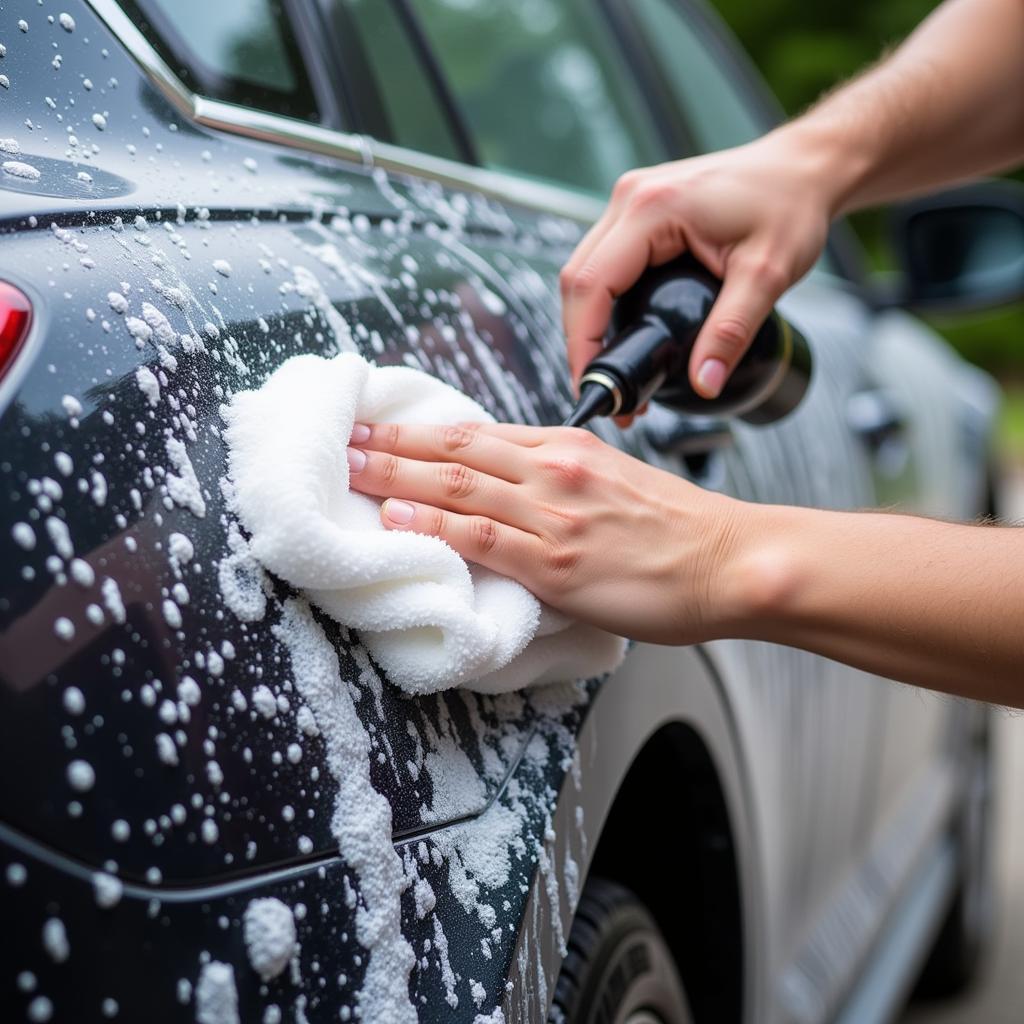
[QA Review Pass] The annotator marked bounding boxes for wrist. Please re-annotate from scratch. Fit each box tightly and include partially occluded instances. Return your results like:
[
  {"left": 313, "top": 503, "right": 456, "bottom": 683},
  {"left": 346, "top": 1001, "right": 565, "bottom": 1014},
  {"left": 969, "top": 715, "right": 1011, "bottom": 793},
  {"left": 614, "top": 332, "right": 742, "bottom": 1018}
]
[
  {"left": 709, "top": 501, "right": 810, "bottom": 639},
  {"left": 765, "top": 115, "right": 876, "bottom": 220}
]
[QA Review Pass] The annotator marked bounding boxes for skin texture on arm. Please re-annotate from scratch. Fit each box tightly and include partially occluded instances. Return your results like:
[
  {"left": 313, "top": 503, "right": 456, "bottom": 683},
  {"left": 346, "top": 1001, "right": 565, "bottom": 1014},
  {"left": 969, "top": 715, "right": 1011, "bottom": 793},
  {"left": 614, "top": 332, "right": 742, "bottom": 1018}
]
[
  {"left": 560, "top": 0, "right": 1024, "bottom": 400},
  {"left": 346, "top": 424, "right": 1024, "bottom": 707},
  {"left": 722, "top": 505, "right": 1024, "bottom": 706}
]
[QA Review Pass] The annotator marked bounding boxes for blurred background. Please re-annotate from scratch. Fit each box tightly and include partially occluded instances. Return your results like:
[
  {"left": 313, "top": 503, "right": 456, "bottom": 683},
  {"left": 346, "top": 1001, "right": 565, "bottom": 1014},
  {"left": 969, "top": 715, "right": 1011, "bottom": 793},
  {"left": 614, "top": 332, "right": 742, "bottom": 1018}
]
[
  {"left": 712, "top": 0, "right": 1024, "bottom": 476},
  {"left": 707, "top": 3, "right": 1024, "bottom": 1020}
]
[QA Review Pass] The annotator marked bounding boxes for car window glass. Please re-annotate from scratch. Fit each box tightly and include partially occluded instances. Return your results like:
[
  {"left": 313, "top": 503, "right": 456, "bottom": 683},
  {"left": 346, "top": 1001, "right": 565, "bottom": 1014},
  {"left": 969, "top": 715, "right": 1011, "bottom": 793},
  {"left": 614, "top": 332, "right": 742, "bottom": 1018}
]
[
  {"left": 120, "top": 0, "right": 319, "bottom": 122},
  {"left": 339, "top": 0, "right": 461, "bottom": 161},
  {"left": 410, "top": 0, "right": 665, "bottom": 197},
  {"left": 631, "top": 0, "right": 765, "bottom": 153}
]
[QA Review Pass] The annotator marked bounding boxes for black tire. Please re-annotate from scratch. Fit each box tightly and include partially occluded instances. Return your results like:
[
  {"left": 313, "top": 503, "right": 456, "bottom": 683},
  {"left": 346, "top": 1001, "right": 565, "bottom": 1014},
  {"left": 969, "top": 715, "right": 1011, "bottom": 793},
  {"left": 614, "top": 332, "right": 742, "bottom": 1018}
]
[
  {"left": 913, "top": 707, "right": 996, "bottom": 999},
  {"left": 549, "top": 878, "right": 692, "bottom": 1024}
]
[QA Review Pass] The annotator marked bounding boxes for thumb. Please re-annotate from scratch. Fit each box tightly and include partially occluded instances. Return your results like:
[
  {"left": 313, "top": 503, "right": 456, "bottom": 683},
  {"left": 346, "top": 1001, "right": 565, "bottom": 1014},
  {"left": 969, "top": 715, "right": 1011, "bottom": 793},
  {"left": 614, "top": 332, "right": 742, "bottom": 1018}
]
[{"left": 688, "top": 262, "right": 783, "bottom": 399}]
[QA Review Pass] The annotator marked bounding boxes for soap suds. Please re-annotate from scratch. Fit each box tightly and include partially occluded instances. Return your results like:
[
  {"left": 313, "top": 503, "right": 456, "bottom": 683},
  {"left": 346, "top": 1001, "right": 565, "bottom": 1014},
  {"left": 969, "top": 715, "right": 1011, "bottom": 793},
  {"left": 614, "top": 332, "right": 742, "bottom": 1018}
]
[
  {"left": 42, "top": 918, "right": 69, "bottom": 962},
  {"left": 62, "top": 687, "right": 85, "bottom": 715},
  {"left": 218, "top": 523, "right": 267, "bottom": 623},
  {"left": 3, "top": 160, "right": 41, "bottom": 181},
  {"left": 70, "top": 558, "right": 95, "bottom": 587},
  {"left": 473, "top": 1009, "right": 506, "bottom": 1024},
  {"left": 136, "top": 365, "right": 160, "bottom": 407},
  {"left": 168, "top": 531, "right": 194, "bottom": 566},
  {"left": 195, "top": 961, "right": 239, "bottom": 1024},
  {"left": 12, "top": 522, "right": 36, "bottom": 550},
  {"left": 102, "top": 577, "right": 126, "bottom": 623},
  {"left": 165, "top": 438, "right": 206, "bottom": 517},
  {"left": 27, "top": 997, "right": 53, "bottom": 1022},
  {"left": 93, "top": 872, "right": 123, "bottom": 909},
  {"left": 243, "top": 898, "right": 297, "bottom": 981},
  {"left": 273, "top": 599, "right": 416, "bottom": 1024},
  {"left": 251, "top": 685, "right": 277, "bottom": 720},
  {"left": 67, "top": 759, "right": 95, "bottom": 792}
]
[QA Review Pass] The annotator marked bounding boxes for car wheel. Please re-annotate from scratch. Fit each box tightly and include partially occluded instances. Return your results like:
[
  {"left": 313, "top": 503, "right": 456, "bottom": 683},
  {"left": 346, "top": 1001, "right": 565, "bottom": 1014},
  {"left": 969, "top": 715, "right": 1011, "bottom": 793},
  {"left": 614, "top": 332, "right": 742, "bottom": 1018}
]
[
  {"left": 913, "top": 708, "right": 996, "bottom": 999},
  {"left": 548, "top": 877, "right": 692, "bottom": 1024}
]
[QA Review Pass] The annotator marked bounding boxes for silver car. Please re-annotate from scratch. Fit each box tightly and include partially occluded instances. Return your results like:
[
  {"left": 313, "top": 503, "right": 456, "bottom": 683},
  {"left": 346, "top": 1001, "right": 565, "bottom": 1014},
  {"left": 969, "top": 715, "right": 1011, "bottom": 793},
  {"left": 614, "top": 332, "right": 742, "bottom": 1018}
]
[{"left": 0, "top": 0, "right": 1014, "bottom": 1022}]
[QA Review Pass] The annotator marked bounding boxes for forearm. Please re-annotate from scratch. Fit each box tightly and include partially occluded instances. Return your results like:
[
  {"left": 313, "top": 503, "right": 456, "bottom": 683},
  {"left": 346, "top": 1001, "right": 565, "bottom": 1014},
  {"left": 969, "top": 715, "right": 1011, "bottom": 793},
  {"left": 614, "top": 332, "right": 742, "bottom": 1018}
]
[
  {"left": 719, "top": 504, "right": 1024, "bottom": 705},
  {"left": 775, "top": 0, "right": 1024, "bottom": 216}
]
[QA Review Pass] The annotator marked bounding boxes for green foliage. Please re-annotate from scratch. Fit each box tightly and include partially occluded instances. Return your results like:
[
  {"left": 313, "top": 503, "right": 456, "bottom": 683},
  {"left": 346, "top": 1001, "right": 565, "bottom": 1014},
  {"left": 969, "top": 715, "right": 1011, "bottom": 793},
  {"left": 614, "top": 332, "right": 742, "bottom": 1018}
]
[
  {"left": 999, "top": 386, "right": 1024, "bottom": 459},
  {"left": 709, "top": 0, "right": 1024, "bottom": 384},
  {"left": 711, "top": 0, "right": 935, "bottom": 115}
]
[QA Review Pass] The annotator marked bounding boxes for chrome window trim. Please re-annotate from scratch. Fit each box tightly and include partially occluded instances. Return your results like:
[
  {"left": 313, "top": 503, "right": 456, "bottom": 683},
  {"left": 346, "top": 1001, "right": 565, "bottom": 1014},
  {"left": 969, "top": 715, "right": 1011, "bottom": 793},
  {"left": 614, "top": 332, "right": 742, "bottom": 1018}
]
[{"left": 84, "top": 0, "right": 607, "bottom": 225}]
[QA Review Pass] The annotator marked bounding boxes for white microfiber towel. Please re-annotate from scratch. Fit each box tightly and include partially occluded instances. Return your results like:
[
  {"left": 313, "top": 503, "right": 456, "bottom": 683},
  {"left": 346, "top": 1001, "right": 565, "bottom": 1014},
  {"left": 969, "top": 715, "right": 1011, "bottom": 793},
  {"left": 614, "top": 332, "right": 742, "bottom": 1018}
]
[{"left": 224, "top": 351, "right": 627, "bottom": 695}]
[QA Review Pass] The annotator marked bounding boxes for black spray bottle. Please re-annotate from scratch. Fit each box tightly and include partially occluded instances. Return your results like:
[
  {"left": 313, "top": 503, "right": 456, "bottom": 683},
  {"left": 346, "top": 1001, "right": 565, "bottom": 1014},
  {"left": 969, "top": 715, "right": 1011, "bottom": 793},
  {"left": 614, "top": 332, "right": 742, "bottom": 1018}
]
[{"left": 564, "top": 254, "right": 812, "bottom": 428}]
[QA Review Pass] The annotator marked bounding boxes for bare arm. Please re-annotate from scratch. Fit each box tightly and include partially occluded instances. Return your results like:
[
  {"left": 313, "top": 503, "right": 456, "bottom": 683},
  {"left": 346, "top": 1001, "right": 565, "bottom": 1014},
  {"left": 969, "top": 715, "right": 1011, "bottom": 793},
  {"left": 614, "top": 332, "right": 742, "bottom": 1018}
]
[
  {"left": 720, "top": 505, "right": 1024, "bottom": 705},
  {"left": 801, "top": 0, "right": 1024, "bottom": 214},
  {"left": 560, "top": 0, "right": 1024, "bottom": 399},
  {"left": 346, "top": 424, "right": 1024, "bottom": 706}
]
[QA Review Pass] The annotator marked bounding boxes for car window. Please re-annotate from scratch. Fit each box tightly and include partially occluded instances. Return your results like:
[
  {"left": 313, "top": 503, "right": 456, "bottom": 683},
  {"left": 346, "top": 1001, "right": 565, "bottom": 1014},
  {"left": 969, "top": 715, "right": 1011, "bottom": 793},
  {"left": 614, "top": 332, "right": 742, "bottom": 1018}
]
[
  {"left": 337, "top": 0, "right": 462, "bottom": 161},
  {"left": 119, "top": 0, "right": 319, "bottom": 122},
  {"left": 630, "top": 0, "right": 765, "bottom": 153},
  {"left": 631, "top": 0, "right": 845, "bottom": 277},
  {"left": 408, "top": 0, "right": 665, "bottom": 197}
]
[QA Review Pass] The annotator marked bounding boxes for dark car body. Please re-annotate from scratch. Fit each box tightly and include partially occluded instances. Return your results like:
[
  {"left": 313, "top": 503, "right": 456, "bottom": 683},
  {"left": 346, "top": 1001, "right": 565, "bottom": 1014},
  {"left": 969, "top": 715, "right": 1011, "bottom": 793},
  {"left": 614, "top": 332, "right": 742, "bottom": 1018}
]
[{"left": 0, "top": 1, "right": 999, "bottom": 1022}]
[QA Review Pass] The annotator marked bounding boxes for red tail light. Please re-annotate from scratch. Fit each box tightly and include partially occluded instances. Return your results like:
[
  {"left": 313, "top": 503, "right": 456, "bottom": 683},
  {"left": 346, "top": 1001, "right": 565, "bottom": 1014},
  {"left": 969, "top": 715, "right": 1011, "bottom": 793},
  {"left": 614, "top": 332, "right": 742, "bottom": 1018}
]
[{"left": 0, "top": 281, "right": 32, "bottom": 382}]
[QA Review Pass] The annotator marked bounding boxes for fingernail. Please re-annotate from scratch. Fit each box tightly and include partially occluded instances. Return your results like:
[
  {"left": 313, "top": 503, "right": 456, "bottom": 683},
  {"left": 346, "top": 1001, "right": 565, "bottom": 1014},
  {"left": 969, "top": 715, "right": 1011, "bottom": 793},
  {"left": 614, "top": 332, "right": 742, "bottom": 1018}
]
[
  {"left": 350, "top": 423, "right": 371, "bottom": 444},
  {"left": 383, "top": 499, "right": 415, "bottom": 525},
  {"left": 346, "top": 447, "right": 366, "bottom": 473},
  {"left": 696, "top": 358, "right": 727, "bottom": 398}
]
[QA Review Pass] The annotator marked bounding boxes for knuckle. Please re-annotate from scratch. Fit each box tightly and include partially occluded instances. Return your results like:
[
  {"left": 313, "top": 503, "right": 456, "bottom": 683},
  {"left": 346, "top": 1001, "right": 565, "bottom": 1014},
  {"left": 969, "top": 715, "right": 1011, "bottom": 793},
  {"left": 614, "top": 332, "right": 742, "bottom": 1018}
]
[
  {"left": 543, "top": 542, "right": 580, "bottom": 581},
  {"left": 378, "top": 422, "right": 401, "bottom": 452},
  {"left": 469, "top": 516, "right": 499, "bottom": 555},
  {"left": 628, "top": 181, "right": 674, "bottom": 214},
  {"left": 379, "top": 453, "right": 400, "bottom": 488},
  {"left": 542, "top": 454, "right": 590, "bottom": 490},
  {"left": 558, "top": 264, "right": 576, "bottom": 295},
  {"left": 565, "top": 262, "right": 603, "bottom": 300},
  {"left": 437, "top": 424, "right": 474, "bottom": 454},
  {"left": 748, "top": 257, "right": 787, "bottom": 292},
  {"left": 612, "top": 169, "right": 642, "bottom": 202},
  {"left": 426, "top": 507, "right": 447, "bottom": 537},
  {"left": 562, "top": 426, "right": 599, "bottom": 449},
  {"left": 711, "top": 316, "right": 751, "bottom": 353},
  {"left": 440, "top": 462, "right": 476, "bottom": 500}
]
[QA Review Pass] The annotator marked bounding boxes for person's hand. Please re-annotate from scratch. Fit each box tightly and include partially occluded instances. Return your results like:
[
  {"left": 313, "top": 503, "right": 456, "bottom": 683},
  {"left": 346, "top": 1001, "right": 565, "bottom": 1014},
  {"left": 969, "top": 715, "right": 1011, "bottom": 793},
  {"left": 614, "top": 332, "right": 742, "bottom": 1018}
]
[
  {"left": 346, "top": 421, "right": 747, "bottom": 644},
  {"left": 560, "top": 134, "right": 833, "bottom": 406}
]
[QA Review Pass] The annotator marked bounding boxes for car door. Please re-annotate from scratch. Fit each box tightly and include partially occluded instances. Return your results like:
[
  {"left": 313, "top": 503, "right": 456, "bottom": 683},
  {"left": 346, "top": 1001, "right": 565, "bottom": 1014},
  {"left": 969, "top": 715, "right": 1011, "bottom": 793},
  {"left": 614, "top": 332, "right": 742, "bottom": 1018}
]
[
  {"left": 349, "top": 0, "right": 921, "bottom": 1016},
  {"left": 616, "top": 0, "right": 960, "bottom": 1016}
]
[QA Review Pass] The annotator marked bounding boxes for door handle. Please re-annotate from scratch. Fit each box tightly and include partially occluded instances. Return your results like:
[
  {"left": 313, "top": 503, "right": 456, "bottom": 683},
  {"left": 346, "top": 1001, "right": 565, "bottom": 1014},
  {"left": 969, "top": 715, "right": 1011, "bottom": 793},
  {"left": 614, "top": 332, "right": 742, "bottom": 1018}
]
[{"left": 846, "top": 389, "right": 906, "bottom": 449}]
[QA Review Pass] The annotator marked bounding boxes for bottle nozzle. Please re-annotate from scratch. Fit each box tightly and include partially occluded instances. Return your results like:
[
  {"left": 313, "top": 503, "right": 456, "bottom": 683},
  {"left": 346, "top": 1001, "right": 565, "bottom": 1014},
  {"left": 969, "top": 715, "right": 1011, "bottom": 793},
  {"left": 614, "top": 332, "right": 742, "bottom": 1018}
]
[{"left": 562, "top": 379, "right": 617, "bottom": 428}]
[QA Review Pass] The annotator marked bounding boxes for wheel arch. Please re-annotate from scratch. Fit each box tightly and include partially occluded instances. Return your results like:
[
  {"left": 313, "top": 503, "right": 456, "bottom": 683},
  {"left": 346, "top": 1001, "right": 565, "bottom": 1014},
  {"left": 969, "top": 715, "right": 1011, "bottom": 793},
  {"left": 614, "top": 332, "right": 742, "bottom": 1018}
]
[
  {"left": 501, "top": 643, "right": 763, "bottom": 1024},
  {"left": 588, "top": 718, "right": 744, "bottom": 1023}
]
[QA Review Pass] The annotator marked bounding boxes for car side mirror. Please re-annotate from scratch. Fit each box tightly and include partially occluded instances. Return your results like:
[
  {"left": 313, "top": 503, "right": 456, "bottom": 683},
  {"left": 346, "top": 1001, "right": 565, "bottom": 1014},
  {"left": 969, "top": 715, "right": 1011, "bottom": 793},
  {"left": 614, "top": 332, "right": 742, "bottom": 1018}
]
[{"left": 879, "top": 180, "right": 1024, "bottom": 313}]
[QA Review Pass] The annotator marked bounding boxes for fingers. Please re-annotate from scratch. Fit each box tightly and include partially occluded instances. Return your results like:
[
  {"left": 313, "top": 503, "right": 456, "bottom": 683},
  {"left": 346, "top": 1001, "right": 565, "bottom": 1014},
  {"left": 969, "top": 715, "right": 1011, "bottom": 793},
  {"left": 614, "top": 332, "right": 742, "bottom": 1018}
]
[
  {"left": 560, "top": 217, "right": 654, "bottom": 384},
  {"left": 348, "top": 446, "right": 526, "bottom": 520},
  {"left": 378, "top": 498, "right": 543, "bottom": 578},
  {"left": 351, "top": 422, "right": 528, "bottom": 481},
  {"left": 561, "top": 209, "right": 686, "bottom": 385},
  {"left": 688, "top": 256, "right": 786, "bottom": 398}
]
